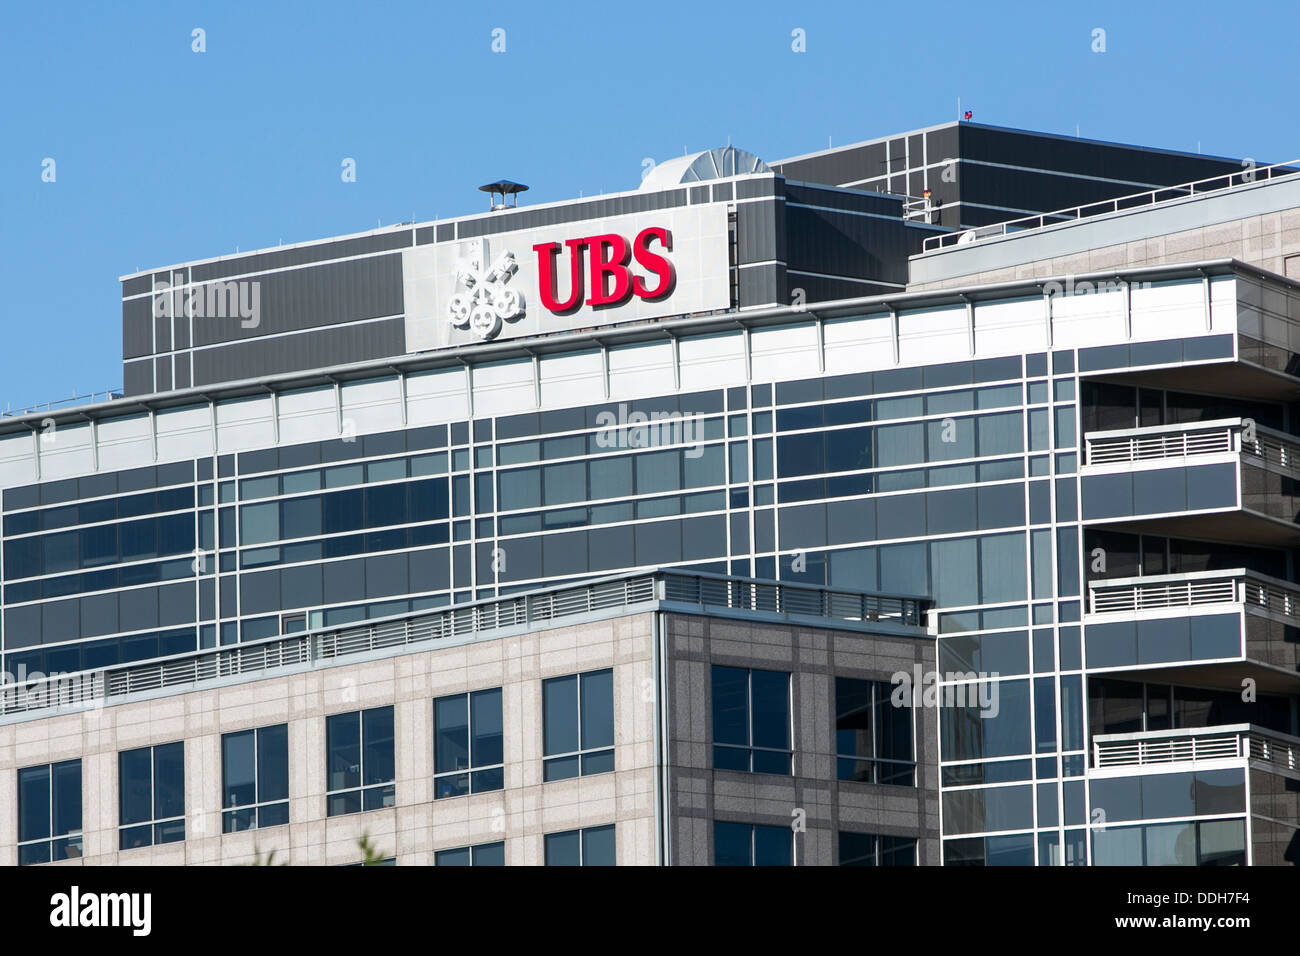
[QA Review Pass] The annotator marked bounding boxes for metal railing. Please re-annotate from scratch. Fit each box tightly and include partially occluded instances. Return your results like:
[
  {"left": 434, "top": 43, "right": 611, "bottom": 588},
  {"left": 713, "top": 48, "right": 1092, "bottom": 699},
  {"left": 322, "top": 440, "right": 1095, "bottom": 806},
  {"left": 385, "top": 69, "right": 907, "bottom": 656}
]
[
  {"left": 0, "top": 570, "right": 929, "bottom": 720},
  {"left": 1084, "top": 418, "right": 1300, "bottom": 474},
  {"left": 2, "top": 388, "right": 123, "bottom": 418},
  {"left": 660, "top": 572, "right": 927, "bottom": 627},
  {"left": 1094, "top": 723, "right": 1300, "bottom": 774},
  {"left": 1088, "top": 569, "right": 1300, "bottom": 622},
  {"left": 922, "top": 158, "right": 1300, "bottom": 252}
]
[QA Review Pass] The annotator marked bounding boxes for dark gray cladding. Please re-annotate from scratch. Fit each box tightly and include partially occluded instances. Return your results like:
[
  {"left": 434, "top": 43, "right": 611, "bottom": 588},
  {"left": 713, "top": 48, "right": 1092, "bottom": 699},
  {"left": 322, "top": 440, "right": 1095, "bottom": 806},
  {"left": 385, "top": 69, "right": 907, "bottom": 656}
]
[
  {"left": 121, "top": 120, "right": 1256, "bottom": 398},
  {"left": 120, "top": 252, "right": 407, "bottom": 395},
  {"left": 189, "top": 230, "right": 413, "bottom": 282},
  {"left": 190, "top": 254, "right": 403, "bottom": 347},
  {"left": 192, "top": 318, "right": 407, "bottom": 386},
  {"left": 449, "top": 189, "right": 688, "bottom": 241},
  {"left": 772, "top": 121, "right": 1258, "bottom": 230}
]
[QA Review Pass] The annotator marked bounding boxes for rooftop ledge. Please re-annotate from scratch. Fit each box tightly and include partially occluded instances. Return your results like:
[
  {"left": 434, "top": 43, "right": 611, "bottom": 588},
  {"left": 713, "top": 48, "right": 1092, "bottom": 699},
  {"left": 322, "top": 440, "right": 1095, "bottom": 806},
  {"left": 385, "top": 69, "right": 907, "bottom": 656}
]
[
  {"left": 3, "top": 258, "right": 1274, "bottom": 438},
  {"left": 0, "top": 569, "right": 933, "bottom": 725}
]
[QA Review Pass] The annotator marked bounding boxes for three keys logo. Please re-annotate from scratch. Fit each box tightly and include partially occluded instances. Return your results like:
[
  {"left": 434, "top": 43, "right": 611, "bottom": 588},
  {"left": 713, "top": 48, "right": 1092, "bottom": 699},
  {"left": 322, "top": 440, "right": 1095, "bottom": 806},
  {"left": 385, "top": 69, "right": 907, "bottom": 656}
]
[{"left": 447, "top": 238, "right": 525, "bottom": 341}]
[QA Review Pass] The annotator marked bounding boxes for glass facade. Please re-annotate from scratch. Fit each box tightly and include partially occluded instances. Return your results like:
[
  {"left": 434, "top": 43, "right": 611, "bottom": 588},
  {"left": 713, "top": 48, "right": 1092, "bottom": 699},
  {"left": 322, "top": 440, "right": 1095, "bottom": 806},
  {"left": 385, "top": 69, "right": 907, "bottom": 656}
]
[{"left": 3, "top": 271, "right": 1298, "bottom": 865}]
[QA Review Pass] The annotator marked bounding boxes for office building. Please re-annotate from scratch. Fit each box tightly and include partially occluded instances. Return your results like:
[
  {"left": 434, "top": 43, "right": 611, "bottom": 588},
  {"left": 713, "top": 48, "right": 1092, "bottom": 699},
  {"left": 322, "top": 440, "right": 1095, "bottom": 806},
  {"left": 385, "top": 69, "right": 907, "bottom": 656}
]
[{"left": 2, "top": 123, "right": 1298, "bottom": 865}]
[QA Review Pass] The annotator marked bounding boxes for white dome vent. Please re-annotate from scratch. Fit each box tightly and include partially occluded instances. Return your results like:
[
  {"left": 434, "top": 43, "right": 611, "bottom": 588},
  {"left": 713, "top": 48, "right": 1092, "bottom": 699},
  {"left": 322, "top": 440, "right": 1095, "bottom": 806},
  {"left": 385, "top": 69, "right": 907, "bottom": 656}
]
[{"left": 639, "top": 146, "right": 770, "bottom": 191}]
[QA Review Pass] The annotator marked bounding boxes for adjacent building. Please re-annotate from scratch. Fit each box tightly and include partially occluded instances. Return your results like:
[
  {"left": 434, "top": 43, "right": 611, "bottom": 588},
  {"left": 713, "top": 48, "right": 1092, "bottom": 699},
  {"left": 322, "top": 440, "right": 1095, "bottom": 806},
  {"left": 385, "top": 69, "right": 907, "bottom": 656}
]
[{"left": 2, "top": 122, "right": 1298, "bottom": 865}]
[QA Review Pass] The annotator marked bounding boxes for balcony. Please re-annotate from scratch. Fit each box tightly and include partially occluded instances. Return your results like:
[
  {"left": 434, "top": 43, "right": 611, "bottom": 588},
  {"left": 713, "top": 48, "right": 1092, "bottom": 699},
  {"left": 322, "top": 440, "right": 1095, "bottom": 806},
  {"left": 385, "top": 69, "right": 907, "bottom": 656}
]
[
  {"left": 1081, "top": 418, "right": 1300, "bottom": 546},
  {"left": 1083, "top": 569, "right": 1300, "bottom": 688},
  {"left": 1088, "top": 724, "right": 1300, "bottom": 865},
  {"left": 1093, "top": 724, "right": 1300, "bottom": 778}
]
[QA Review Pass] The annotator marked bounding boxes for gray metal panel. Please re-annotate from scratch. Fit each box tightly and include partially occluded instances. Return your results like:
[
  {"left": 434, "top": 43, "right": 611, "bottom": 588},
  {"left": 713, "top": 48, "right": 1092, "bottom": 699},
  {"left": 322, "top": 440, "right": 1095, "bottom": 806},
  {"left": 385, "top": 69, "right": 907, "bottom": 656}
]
[
  {"left": 190, "top": 253, "right": 404, "bottom": 348},
  {"left": 737, "top": 177, "right": 781, "bottom": 200},
  {"left": 738, "top": 263, "right": 783, "bottom": 309},
  {"left": 191, "top": 317, "right": 407, "bottom": 388},
  {"left": 736, "top": 200, "right": 780, "bottom": 264},
  {"left": 455, "top": 189, "right": 688, "bottom": 239},
  {"left": 786, "top": 275, "right": 898, "bottom": 303},
  {"left": 122, "top": 275, "right": 152, "bottom": 297},
  {"left": 124, "top": 359, "right": 153, "bottom": 396},
  {"left": 784, "top": 182, "right": 905, "bottom": 216},
  {"left": 174, "top": 361, "right": 191, "bottom": 390},
  {"left": 154, "top": 315, "right": 171, "bottom": 353},
  {"left": 122, "top": 297, "right": 153, "bottom": 359},
  {"left": 155, "top": 358, "right": 172, "bottom": 392},
  {"left": 188, "top": 230, "right": 413, "bottom": 283},
  {"left": 785, "top": 205, "right": 921, "bottom": 286}
]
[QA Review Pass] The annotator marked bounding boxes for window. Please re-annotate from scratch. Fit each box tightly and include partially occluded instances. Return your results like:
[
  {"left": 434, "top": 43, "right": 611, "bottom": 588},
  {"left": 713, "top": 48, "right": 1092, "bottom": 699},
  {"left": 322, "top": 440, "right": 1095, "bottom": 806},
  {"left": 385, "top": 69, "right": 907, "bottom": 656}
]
[
  {"left": 222, "top": 724, "right": 289, "bottom": 832},
  {"left": 435, "top": 841, "right": 506, "bottom": 866},
  {"left": 838, "top": 831, "right": 918, "bottom": 866},
  {"left": 712, "top": 666, "right": 791, "bottom": 774},
  {"left": 941, "top": 678, "right": 1032, "bottom": 762},
  {"left": 434, "top": 688, "right": 504, "bottom": 798},
  {"left": 544, "top": 825, "right": 616, "bottom": 866},
  {"left": 835, "top": 678, "right": 915, "bottom": 786},
  {"left": 119, "top": 742, "right": 185, "bottom": 849},
  {"left": 327, "top": 706, "right": 395, "bottom": 816},
  {"left": 543, "top": 669, "right": 614, "bottom": 781},
  {"left": 17, "top": 760, "right": 82, "bottom": 865},
  {"left": 714, "top": 821, "right": 792, "bottom": 866}
]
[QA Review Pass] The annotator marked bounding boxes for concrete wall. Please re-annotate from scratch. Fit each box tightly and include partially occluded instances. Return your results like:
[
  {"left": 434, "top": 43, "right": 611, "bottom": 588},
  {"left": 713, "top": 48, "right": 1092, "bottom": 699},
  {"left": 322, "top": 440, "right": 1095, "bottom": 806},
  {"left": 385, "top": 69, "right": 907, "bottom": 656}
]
[
  {"left": 662, "top": 611, "right": 939, "bottom": 866},
  {"left": 0, "top": 600, "right": 940, "bottom": 866},
  {"left": 910, "top": 177, "right": 1300, "bottom": 291},
  {"left": 0, "top": 611, "right": 658, "bottom": 866}
]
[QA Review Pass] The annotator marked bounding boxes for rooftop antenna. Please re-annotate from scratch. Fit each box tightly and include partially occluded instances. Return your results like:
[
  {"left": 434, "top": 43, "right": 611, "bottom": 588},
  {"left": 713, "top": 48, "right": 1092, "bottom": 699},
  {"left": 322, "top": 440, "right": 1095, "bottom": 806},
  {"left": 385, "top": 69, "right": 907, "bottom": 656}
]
[{"left": 478, "top": 180, "right": 529, "bottom": 212}]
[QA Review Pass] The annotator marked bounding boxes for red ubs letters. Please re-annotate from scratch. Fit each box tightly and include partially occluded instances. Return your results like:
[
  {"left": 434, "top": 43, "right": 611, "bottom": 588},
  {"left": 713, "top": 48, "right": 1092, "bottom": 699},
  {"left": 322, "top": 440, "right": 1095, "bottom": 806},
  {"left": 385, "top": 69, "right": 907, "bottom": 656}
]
[{"left": 533, "top": 226, "right": 675, "bottom": 313}]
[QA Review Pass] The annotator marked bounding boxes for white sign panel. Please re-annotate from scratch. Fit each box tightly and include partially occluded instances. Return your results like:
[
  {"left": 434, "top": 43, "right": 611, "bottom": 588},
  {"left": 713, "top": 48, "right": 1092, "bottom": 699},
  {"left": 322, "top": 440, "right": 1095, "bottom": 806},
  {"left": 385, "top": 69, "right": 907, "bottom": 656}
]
[{"left": 402, "top": 204, "right": 730, "bottom": 351}]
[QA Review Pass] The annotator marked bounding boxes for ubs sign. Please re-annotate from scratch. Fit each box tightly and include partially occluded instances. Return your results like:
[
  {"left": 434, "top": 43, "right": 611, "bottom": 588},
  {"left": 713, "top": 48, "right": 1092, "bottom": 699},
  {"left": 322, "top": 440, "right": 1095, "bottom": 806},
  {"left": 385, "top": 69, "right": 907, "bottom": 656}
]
[
  {"left": 403, "top": 205, "right": 729, "bottom": 350},
  {"left": 533, "top": 226, "right": 675, "bottom": 313}
]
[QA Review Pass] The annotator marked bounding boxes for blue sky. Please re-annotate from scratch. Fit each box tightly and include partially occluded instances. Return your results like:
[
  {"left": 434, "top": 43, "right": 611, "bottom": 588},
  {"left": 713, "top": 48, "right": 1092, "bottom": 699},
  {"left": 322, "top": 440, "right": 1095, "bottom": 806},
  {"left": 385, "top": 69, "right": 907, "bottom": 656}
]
[{"left": 1, "top": 0, "right": 1296, "bottom": 411}]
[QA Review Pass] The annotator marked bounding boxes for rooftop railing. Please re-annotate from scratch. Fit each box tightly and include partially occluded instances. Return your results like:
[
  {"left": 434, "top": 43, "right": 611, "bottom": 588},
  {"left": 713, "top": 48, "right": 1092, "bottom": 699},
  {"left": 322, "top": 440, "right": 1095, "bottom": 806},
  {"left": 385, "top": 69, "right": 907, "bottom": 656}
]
[
  {"left": 2, "top": 388, "right": 123, "bottom": 419},
  {"left": 1093, "top": 723, "right": 1300, "bottom": 775},
  {"left": 922, "top": 158, "right": 1300, "bottom": 253},
  {"left": 0, "top": 570, "right": 929, "bottom": 720},
  {"left": 1087, "top": 569, "right": 1300, "bottom": 623},
  {"left": 1083, "top": 418, "right": 1300, "bottom": 475}
]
